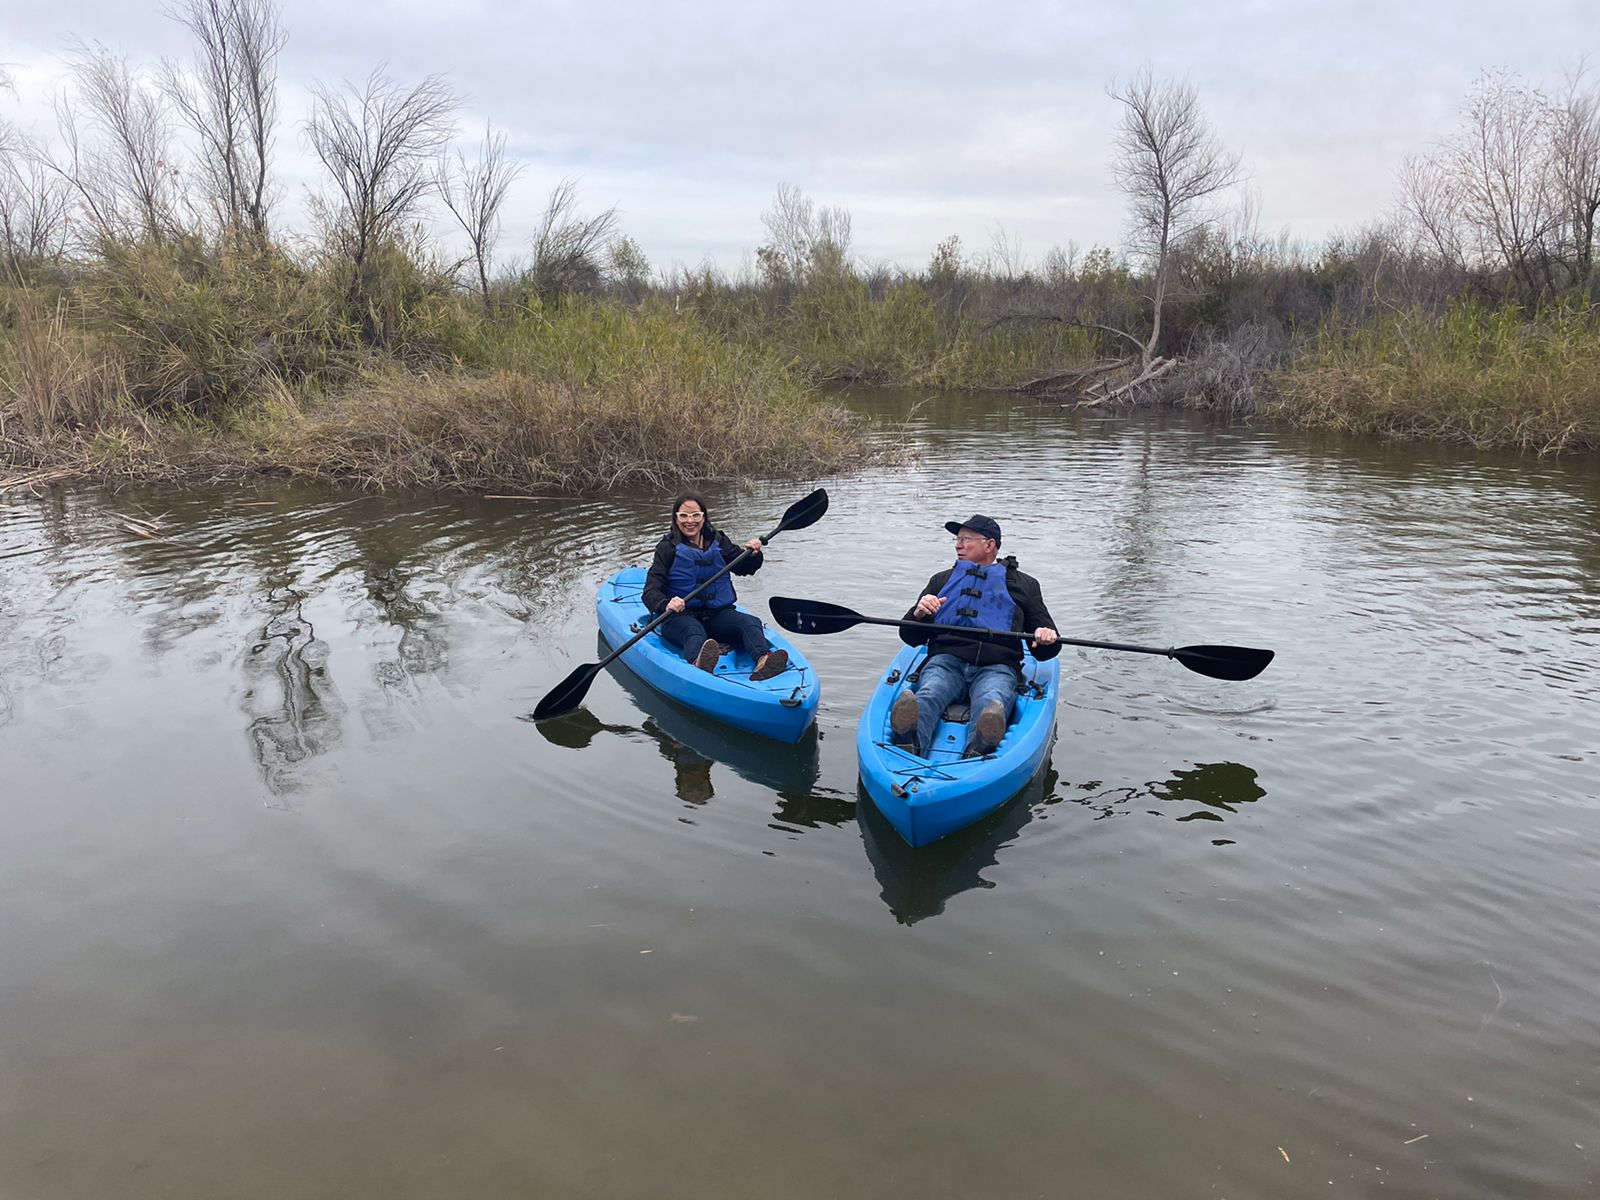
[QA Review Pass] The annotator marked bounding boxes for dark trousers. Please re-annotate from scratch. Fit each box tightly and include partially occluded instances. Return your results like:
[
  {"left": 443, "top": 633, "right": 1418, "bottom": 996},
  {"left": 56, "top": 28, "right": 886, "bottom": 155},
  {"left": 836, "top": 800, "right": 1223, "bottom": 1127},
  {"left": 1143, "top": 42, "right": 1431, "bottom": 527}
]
[{"left": 660, "top": 606, "right": 771, "bottom": 662}]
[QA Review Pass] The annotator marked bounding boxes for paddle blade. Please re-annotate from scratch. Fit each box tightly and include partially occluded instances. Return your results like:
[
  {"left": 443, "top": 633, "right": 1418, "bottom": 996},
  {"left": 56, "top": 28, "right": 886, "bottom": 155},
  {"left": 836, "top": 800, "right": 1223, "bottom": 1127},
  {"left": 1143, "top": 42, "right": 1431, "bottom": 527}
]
[
  {"left": 775, "top": 488, "right": 829, "bottom": 535},
  {"left": 768, "top": 595, "right": 864, "bottom": 635},
  {"left": 1171, "top": 644, "right": 1275, "bottom": 682},
  {"left": 531, "top": 661, "right": 603, "bottom": 721}
]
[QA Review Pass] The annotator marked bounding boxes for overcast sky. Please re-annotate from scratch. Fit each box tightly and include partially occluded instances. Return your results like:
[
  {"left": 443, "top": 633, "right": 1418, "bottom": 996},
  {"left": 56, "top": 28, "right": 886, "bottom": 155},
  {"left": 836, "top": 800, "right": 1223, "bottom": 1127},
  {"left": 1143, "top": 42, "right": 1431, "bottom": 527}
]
[{"left": 5, "top": 0, "right": 1599, "bottom": 275}]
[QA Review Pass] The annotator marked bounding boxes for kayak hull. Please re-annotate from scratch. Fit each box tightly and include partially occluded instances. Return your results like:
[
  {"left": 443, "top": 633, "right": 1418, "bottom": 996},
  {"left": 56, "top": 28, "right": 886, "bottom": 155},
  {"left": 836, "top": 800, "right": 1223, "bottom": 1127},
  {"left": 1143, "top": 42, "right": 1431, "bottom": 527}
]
[
  {"left": 856, "top": 643, "right": 1060, "bottom": 847},
  {"left": 596, "top": 567, "right": 819, "bottom": 743}
]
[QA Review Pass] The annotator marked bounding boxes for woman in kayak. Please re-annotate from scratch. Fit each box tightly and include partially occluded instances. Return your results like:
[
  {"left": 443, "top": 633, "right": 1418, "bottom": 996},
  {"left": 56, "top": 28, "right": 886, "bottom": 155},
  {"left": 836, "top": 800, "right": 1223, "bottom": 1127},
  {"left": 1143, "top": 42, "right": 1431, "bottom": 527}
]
[{"left": 642, "top": 493, "right": 791, "bottom": 680}]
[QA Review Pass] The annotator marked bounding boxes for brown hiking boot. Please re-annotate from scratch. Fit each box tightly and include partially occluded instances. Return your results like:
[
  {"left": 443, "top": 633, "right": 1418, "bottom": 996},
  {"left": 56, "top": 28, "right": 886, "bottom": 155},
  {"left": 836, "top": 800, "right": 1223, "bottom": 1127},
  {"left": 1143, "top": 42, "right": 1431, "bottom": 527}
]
[
  {"left": 890, "top": 689, "right": 919, "bottom": 745},
  {"left": 969, "top": 698, "right": 1008, "bottom": 757},
  {"left": 693, "top": 641, "right": 725, "bottom": 672},
  {"left": 751, "top": 648, "right": 789, "bottom": 681}
]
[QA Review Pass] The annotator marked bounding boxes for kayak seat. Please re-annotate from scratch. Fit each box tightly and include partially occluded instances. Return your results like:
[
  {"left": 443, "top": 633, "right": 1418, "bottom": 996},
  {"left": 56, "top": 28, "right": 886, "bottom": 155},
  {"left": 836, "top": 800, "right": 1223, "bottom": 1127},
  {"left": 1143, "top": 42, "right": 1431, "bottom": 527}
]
[{"left": 938, "top": 702, "right": 1022, "bottom": 727}]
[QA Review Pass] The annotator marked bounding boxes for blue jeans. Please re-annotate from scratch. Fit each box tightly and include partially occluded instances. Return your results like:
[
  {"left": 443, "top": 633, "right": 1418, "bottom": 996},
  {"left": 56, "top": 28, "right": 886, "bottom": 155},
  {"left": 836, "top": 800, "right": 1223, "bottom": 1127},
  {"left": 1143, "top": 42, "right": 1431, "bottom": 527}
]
[
  {"left": 660, "top": 606, "right": 770, "bottom": 662},
  {"left": 907, "top": 654, "right": 1018, "bottom": 756}
]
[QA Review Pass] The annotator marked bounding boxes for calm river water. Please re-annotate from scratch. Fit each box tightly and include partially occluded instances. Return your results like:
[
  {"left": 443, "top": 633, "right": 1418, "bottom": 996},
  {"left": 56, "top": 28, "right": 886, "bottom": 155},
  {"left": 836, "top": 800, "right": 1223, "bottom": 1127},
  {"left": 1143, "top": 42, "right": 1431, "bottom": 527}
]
[{"left": 2, "top": 390, "right": 1598, "bottom": 1199}]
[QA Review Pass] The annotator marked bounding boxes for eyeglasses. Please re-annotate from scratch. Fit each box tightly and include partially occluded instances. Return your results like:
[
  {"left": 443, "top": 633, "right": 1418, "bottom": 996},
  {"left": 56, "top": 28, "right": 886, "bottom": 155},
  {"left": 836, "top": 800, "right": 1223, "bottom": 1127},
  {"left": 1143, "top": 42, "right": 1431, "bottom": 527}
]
[
  {"left": 954, "top": 534, "right": 993, "bottom": 545},
  {"left": 675, "top": 511, "right": 705, "bottom": 520}
]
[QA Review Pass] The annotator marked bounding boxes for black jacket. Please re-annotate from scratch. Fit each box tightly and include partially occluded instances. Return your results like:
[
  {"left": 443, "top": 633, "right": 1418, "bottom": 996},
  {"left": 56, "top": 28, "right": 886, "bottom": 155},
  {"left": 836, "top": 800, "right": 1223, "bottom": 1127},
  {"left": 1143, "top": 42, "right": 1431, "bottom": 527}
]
[
  {"left": 642, "top": 522, "right": 763, "bottom": 614},
  {"left": 899, "top": 555, "right": 1060, "bottom": 669}
]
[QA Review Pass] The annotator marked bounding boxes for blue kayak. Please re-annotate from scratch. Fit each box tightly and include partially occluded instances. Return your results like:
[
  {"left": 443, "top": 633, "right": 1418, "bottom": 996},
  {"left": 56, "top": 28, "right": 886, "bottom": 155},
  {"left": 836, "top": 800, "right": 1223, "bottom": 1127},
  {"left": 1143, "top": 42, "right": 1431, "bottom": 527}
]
[
  {"left": 596, "top": 567, "right": 820, "bottom": 743},
  {"left": 856, "top": 643, "right": 1060, "bottom": 847}
]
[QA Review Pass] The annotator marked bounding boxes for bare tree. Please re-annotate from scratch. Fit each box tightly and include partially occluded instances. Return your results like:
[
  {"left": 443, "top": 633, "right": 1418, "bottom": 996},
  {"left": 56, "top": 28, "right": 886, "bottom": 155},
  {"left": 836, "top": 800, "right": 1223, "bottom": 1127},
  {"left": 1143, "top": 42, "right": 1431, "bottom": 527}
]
[
  {"left": 437, "top": 122, "right": 522, "bottom": 312},
  {"left": 1553, "top": 65, "right": 1600, "bottom": 289},
  {"left": 1040, "top": 241, "right": 1080, "bottom": 291},
  {"left": 1, "top": 144, "right": 72, "bottom": 275},
  {"left": 756, "top": 182, "right": 852, "bottom": 288},
  {"left": 306, "top": 68, "right": 457, "bottom": 293},
  {"left": 0, "top": 71, "right": 70, "bottom": 276},
  {"left": 1109, "top": 70, "right": 1243, "bottom": 366},
  {"left": 1449, "top": 70, "right": 1558, "bottom": 300},
  {"left": 1398, "top": 152, "right": 1467, "bottom": 266},
  {"left": 160, "top": 0, "right": 285, "bottom": 246},
  {"left": 985, "top": 224, "right": 1028, "bottom": 281},
  {"left": 524, "top": 178, "right": 618, "bottom": 301},
  {"left": 59, "top": 43, "right": 186, "bottom": 243},
  {"left": 811, "top": 199, "right": 852, "bottom": 278}
]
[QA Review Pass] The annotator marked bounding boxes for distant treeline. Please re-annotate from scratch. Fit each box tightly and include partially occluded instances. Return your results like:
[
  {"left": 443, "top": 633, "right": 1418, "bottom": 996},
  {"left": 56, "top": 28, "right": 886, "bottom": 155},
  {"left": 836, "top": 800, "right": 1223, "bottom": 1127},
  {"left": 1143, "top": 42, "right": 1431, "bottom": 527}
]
[{"left": 2, "top": 1, "right": 1598, "bottom": 484}]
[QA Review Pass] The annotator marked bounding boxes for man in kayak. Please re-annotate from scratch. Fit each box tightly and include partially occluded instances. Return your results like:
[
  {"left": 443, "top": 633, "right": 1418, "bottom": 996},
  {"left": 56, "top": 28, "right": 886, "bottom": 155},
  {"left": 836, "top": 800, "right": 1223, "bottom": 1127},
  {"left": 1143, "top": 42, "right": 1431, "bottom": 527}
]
[{"left": 893, "top": 514, "right": 1060, "bottom": 758}]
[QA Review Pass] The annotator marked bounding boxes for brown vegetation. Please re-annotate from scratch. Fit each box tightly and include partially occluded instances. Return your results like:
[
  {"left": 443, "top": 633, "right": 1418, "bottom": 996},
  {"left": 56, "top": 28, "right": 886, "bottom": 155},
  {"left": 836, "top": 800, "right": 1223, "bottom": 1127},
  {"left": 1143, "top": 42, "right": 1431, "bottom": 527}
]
[
  {"left": 4, "top": 2, "right": 1600, "bottom": 483},
  {"left": 1269, "top": 301, "right": 1600, "bottom": 453},
  {"left": 0, "top": 2, "right": 870, "bottom": 492}
]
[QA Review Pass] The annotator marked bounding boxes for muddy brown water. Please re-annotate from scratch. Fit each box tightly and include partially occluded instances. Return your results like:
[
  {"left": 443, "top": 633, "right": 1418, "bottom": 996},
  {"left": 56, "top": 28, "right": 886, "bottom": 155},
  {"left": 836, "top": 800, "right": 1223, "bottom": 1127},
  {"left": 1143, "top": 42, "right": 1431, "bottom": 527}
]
[{"left": 2, "top": 390, "right": 1598, "bottom": 1198}]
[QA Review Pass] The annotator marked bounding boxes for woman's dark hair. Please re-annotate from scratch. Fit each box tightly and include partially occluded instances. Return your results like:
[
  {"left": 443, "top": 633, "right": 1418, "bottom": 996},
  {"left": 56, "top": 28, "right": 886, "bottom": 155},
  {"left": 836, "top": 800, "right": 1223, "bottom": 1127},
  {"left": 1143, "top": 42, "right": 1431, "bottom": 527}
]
[{"left": 670, "top": 491, "right": 710, "bottom": 528}]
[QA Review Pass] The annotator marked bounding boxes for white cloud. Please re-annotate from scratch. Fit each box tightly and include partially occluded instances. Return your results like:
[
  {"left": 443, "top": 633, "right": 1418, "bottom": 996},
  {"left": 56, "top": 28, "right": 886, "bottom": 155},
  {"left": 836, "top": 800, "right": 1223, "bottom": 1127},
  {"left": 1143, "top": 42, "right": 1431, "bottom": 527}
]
[{"left": 3, "top": 0, "right": 1597, "bottom": 271}]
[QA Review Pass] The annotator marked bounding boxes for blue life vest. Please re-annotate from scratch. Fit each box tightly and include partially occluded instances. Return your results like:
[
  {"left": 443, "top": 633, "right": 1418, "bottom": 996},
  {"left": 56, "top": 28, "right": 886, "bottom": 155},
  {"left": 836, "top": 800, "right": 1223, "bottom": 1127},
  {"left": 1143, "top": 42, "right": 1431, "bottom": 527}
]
[
  {"left": 933, "top": 559, "right": 1018, "bottom": 631},
  {"left": 666, "top": 539, "right": 737, "bottom": 610}
]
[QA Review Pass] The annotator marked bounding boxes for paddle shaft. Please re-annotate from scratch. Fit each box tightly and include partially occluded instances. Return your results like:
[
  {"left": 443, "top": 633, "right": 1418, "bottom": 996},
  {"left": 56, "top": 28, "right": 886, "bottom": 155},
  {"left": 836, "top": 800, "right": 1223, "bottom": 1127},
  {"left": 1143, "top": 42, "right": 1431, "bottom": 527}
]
[
  {"left": 838, "top": 612, "right": 1172, "bottom": 656},
  {"left": 767, "top": 595, "right": 1273, "bottom": 680}
]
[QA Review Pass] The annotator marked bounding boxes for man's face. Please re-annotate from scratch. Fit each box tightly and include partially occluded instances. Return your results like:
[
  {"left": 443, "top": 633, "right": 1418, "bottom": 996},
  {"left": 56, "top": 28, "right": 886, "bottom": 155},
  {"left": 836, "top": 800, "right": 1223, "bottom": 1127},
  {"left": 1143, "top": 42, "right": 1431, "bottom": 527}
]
[{"left": 954, "top": 529, "right": 997, "bottom": 564}]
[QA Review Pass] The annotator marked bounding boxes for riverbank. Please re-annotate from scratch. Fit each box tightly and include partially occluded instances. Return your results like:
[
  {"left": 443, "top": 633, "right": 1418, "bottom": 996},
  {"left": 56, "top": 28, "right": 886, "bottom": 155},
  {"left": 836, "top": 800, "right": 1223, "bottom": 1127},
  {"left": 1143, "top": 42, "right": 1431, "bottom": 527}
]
[
  {"left": 1, "top": 281, "right": 877, "bottom": 492},
  {"left": 677, "top": 265, "right": 1600, "bottom": 454},
  {"left": 7, "top": 260, "right": 1599, "bottom": 490},
  {"left": 1264, "top": 301, "right": 1600, "bottom": 453}
]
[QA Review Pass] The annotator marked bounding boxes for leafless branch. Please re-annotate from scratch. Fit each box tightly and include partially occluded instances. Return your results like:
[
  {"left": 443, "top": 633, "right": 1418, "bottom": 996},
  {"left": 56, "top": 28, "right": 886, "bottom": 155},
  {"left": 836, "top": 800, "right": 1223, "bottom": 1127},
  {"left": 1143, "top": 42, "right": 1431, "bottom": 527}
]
[
  {"left": 524, "top": 178, "right": 618, "bottom": 301},
  {"left": 1449, "top": 70, "right": 1559, "bottom": 299},
  {"left": 1553, "top": 62, "right": 1600, "bottom": 285},
  {"left": 60, "top": 42, "right": 186, "bottom": 243},
  {"left": 160, "top": 0, "right": 285, "bottom": 245},
  {"left": 0, "top": 139, "right": 72, "bottom": 275},
  {"left": 306, "top": 67, "right": 457, "bottom": 280},
  {"left": 1109, "top": 69, "right": 1243, "bottom": 364},
  {"left": 756, "top": 182, "right": 852, "bottom": 287},
  {"left": 437, "top": 122, "right": 522, "bottom": 312},
  {"left": 1398, "top": 152, "right": 1467, "bottom": 266}
]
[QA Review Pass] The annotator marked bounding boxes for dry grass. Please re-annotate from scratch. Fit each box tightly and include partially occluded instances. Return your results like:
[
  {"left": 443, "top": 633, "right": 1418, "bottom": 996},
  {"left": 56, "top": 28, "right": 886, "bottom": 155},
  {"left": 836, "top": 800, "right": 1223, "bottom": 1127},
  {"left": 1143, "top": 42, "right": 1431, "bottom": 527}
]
[
  {"left": 681, "top": 274, "right": 1101, "bottom": 390},
  {"left": 1269, "top": 302, "right": 1600, "bottom": 453},
  {"left": 237, "top": 366, "right": 870, "bottom": 492},
  {"left": 0, "top": 294, "right": 118, "bottom": 436},
  {"left": 0, "top": 252, "right": 877, "bottom": 492}
]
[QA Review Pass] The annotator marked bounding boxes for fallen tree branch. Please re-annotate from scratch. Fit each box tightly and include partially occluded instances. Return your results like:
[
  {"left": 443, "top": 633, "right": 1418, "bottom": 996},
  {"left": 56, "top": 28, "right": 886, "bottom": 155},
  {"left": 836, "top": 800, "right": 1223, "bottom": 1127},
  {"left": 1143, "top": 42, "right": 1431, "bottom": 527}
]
[
  {"left": 1014, "top": 358, "right": 1132, "bottom": 395},
  {"left": 1076, "top": 355, "right": 1183, "bottom": 406}
]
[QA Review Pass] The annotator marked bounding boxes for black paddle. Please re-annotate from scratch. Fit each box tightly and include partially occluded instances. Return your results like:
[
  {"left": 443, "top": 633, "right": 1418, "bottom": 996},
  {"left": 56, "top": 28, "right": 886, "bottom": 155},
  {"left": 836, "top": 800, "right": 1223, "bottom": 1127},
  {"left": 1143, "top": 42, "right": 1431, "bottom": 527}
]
[
  {"left": 532, "top": 489, "right": 830, "bottom": 721},
  {"left": 767, "top": 596, "right": 1274, "bottom": 682}
]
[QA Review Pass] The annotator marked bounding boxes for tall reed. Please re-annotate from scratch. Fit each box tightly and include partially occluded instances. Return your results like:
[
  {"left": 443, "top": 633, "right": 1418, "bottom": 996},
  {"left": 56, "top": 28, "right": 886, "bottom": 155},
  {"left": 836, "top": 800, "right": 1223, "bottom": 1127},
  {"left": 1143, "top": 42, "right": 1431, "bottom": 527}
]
[{"left": 1269, "top": 300, "right": 1600, "bottom": 452}]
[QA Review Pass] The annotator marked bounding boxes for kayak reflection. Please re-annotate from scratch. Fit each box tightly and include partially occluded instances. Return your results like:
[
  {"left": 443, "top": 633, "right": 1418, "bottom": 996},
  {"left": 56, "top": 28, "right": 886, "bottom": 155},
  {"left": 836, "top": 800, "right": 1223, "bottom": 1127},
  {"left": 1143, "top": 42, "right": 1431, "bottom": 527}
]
[
  {"left": 857, "top": 762, "right": 1053, "bottom": 925},
  {"left": 533, "top": 707, "right": 720, "bottom": 805},
  {"left": 532, "top": 636, "right": 823, "bottom": 810}
]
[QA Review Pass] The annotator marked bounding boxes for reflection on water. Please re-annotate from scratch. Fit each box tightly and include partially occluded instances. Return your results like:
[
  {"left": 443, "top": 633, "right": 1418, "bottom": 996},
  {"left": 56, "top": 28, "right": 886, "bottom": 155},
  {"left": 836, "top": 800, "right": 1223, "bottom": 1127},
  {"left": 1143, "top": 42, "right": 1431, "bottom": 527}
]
[
  {"left": 858, "top": 765, "right": 1047, "bottom": 925},
  {"left": 769, "top": 781, "right": 855, "bottom": 832},
  {"left": 1046, "top": 759, "right": 1265, "bottom": 843},
  {"left": 365, "top": 567, "right": 450, "bottom": 687},
  {"left": 243, "top": 586, "right": 344, "bottom": 798},
  {"left": 531, "top": 708, "right": 635, "bottom": 751},
  {"left": 1153, "top": 761, "right": 1266, "bottom": 843},
  {"left": 3, "top": 400, "right": 1600, "bottom": 1199},
  {"left": 535, "top": 647, "right": 833, "bottom": 817},
  {"left": 534, "top": 709, "right": 722, "bottom": 807}
]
